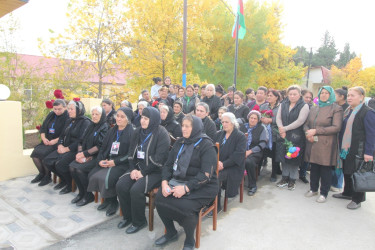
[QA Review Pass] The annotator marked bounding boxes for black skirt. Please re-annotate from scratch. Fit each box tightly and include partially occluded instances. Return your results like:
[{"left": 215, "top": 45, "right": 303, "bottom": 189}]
[
  {"left": 30, "top": 143, "right": 57, "bottom": 159},
  {"left": 69, "top": 158, "right": 97, "bottom": 173}
]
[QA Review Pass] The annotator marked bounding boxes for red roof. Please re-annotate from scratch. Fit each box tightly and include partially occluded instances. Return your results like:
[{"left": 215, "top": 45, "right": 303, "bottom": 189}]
[
  {"left": 320, "top": 66, "right": 331, "bottom": 84},
  {"left": 5, "top": 54, "right": 129, "bottom": 85}
]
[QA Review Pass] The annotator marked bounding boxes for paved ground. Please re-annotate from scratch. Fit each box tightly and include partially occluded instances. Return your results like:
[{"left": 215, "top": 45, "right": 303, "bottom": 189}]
[
  {"left": 47, "top": 167, "right": 375, "bottom": 250},
  {"left": 1, "top": 166, "right": 375, "bottom": 250}
]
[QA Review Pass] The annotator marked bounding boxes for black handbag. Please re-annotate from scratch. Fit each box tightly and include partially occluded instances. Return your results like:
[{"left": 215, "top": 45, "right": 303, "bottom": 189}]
[{"left": 352, "top": 157, "right": 375, "bottom": 192}]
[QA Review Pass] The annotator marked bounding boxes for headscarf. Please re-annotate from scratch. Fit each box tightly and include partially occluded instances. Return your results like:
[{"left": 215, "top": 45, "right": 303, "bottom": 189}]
[
  {"left": 81, "top": 107, "right": 107, "bottom": 150},
  {"left": 117, "top": 107, "right": 134, "bottom": 125},
  {"left": 161, "top": 107, "right": 175, "bottom": 127},
  {"left": 140, "top": 106, "right": 161, "bottom": 140},
  {"left": 69, "top": 100, "right": 86, "bottom": 120},
  {"left": 245, "top": 111, "right": 261, "bottom": 150},
  {"left": 318, "top": 86, "right": 336, "bottom": 108},
  {"left": 173, "top": 115, "right": 206, "bottom": 179}
]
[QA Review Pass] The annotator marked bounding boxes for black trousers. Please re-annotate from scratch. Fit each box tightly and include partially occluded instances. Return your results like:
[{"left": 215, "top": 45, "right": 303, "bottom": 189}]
[
  {"left": 343, "top": 174, "right": 366, "bottom": 204},
  {"left": 155, "top": 189, "right": 201, "bottom": 247},
  {"left": 245, "top": 153, "right": 262, "bottom": 188},
  {"left": 310, "top": 163, "right": 332, "bottom": 197},
  {"left": 43, "top": 150, "right": 76, "bottom": 188},
  {"left": 69, "top": 160, "right": 96, "bottom": 196},
  {"left": 116, "top": 172, "right": 161, "bottom": 226},
  {"left": 268, "top": 142, "right": 281, "bottom": 177}
]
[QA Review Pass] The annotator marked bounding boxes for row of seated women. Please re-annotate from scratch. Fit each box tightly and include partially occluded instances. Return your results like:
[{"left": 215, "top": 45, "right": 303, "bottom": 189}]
[{"left": 30, "top": 97, "right": 268, "bottom": 249}]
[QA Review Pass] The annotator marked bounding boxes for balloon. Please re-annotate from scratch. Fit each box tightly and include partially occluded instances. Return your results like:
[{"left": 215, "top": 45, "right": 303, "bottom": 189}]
[
  {"left": 295, "top": 147, "right": 300, "bottom": 152},
  {"left": 289, "top": 147, "right": 296, "bottom": 153},
  {"left": 285, "top": 155, "right": 291, "bottom": 159},
  {"left": 287, "top": 152, "right": 292, "bottom": 157}
]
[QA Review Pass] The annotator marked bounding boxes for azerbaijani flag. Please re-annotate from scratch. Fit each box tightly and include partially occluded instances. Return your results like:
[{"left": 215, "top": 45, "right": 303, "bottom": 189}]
[{"left": 232, "top": 0, "right": 246, "bottom": 39}]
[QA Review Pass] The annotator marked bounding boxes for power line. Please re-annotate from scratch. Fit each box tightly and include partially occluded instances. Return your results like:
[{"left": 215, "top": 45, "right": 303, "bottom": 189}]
[{"left": 219, "top": 0, "right": 235, "bottom": 17}]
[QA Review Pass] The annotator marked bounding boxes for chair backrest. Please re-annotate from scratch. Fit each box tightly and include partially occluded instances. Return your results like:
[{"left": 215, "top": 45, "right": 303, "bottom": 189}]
[{"left": 215, "top": 142, "right": 220, "bottom": 176}]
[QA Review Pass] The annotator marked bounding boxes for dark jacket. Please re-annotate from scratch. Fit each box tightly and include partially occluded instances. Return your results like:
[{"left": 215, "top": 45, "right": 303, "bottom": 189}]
[
  {"left": 161, "top": 109, "right": 182, "bottom": 139},
  {"left": 181, "top": 95, "right": 199, "bottom": 114},
  {"left": 174, "top": 112, "right": 185, "bottom": 125},
  {"left": 340, "top": 105, "right": 375, "bottom": 174},
  {"left": 80, "top": 121, "right": 109, "bottom": 158},
  {"left": 128, "top": 125, "right": 170, "bottom": 176},
  {"left": 202, "top": 117, "right": 217, "bottom": 141},
  {"left": 106, "top": 110, "right": 116, "bottom": 127},
  {"left": 96, "top": 124, "right": 134, "bottom": 167},
  {"left": 162, "top": 137, "right": 218, "bottom": 200},
  {"left": 40, "top": 110, "right": 69, "bottom": 140},
  {"left": 58, "top": 117, "right": 91, "bottom": 152},
  {"left": 228, "top": 104, "right": 250, "bottom": 124},
  {"left": 156, "top": 96, "right": 174, "bottom": 108},
  {"left": 203, "top": 95, "right": 221, "bottom": 120},
  {"left": 215, "top": 128, "right": 246, "bottom": 197}
]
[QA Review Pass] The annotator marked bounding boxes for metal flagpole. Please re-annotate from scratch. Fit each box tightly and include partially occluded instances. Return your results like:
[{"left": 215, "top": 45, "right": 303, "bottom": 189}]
[{"left": 233, "top": 13, "right": 240, "bottom": 96}]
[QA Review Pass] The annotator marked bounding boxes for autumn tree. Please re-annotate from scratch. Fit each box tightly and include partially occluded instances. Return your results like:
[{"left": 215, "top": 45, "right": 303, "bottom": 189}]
[
  {"left": 44, "top": 0, "right": 128, "bottom": 98},
  {"left": 336, "top": 43, "right": 356, "bottom": 68},
  {"left": 312, "top": 31, "right": 338, "bottom": 69}
]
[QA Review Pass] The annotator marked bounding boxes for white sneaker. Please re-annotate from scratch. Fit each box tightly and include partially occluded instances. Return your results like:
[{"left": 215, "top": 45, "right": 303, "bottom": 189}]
[
  {"left": 330, "top": 186, "right": 341, "bottom": 192},
  {"left": 316, "top": 195, "right": 327, "bottom": 203},
  {"left": 304, "top": 190, "right": 318, "bottom": 198}
]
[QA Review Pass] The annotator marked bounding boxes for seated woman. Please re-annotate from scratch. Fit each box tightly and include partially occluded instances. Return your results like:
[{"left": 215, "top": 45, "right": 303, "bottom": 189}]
[
  {"left": 116, "top": 107, "right": 170, "bottom": 234},
  {"left": 228, "top": 91, "right": 250, "bottom": 124},
  {"left": 154, "top": 115, "right": 218, "bottom": 250},
  {"left": 181, "top": 85, "right": 199, "bottom": 114},
  {"left": 43, "top": 100, "right": 91, "bottom": 194},
  {"left": 30, "top": 99, "right": 68, "bottom": 186},
  {"left": 69, "top": 106, "right": 109, "bottom": 206},
  {"left": 215, "top": 106, "right": 228, "bottom": 131},
  {"left": 120, "top": 100, "right": 133, "bottom": 110},
  {"left": 160, "top": 105, "right": 182, "bottom": 139},
  {"left": 87, "top": 107, "right": 134, "bottom": 216},
  {"left": 102, "top": 99, "right": 116, "bottom": 127},
  {"left": 243, "top": 110, "right": 268, "bottom": 196},
  {"left": 133, "top": 101, "right": 148, "bottom": 128},
  {"left": 195, "top": 102, "right": 217, "bottom": 141},
  {"left": 215, "top": 112, "right": 246, "bottom": 212},
  {"left": 173, "top": 101, "right": 185, "bottom": 125}
]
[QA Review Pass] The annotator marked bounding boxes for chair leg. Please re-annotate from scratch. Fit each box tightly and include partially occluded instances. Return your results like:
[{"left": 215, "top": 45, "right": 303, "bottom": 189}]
[
  {"left": 223, "top": 195, "right": 228, "bottom": 212},
  {"left": 240, "top": 176, "right": 244, "bottom": 203},
  {"left": 94, "top": 192, "right": 98, "bottom": 203},
  {"left": 72, "top": 180, "right": 76, "bottom": 192},
  {"left": 120, "top": 208, "right": 123, "bottom": 217},
  {"left": 53, "top": 173, "right": 57, "bottom": 184},
  {"left": 195, "top": 210, "right": 203, "bottom": 249},
  {"left": 101, "top": 198, "right": 104, "bottom": 204},
  {"left": 149, "top": 192, "right": 154, "bottom": 231},
  {"left": 213, "top": 197, "right": 217, "bottom": 231}
]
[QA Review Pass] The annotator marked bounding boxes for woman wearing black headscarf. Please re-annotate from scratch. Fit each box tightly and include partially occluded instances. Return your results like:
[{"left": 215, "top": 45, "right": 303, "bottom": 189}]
[
  {"left": 154, "top": 115, "right": 218, "bottom": 250},
  {"left": 115, "top": 107, "right": 170, "bottom": 234},
  {"left": 160, "top": 105, "right": 182, "bottom": 139},
  {"left": 87, "top": 107, "right": 135, "bottom": 216},
  {"left": 31, "top": 99, "right": 69, "bottom": 186},
  {"left": 102, "top": 99, "right": 116, "bottom": 127},
  {"left": 215, "top": 112, "right": 246, "bottom": 212},
  {"left": 69, "top": 106, "right": 109, "bottom": 206},
  {"left": 43, "top": 100, "right": 91, "bottom": 194}
]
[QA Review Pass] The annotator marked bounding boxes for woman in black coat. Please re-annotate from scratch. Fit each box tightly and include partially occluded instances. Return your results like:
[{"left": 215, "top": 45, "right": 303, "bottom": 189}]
[
  {"left": 31, "top": 99, "right": 69, "bottom": 186},
  {"left": 154, "top": 115, "right": 218, "bottom": 250},
  {"left": 87, "top": 107, "right": 134, "bottom": 216},
  {"left": 116, "top": 107, "right": 170, "bottom": 234},
  {"left": 173, "top": 100, "right": 185, "bottom": 125},
  {"left": 227, "top": 91, "right": 250, "bottom": 124},
  {"left": 43, "top": 100, "right": 91, "bottom": 194},
  {"left": 215, "top": 112, "right": 246, "bottom": 211},
  {"left": 69, "top": 106, "right": 109, "bottom": 206},
  {"left": 243, "top": 110, "right": 268, "bottom": 196},
  {"left": 333, "top": 87, "right": 375, "bottom": 209},
  {"left": 102, "top": 99, "right": 116, "bottom": 127},
  {"left": 202, "top": 84, "right": 221, "bottom": 121},
  {"left": 160, "top": 105, "right": 182, "bottom": 139}
]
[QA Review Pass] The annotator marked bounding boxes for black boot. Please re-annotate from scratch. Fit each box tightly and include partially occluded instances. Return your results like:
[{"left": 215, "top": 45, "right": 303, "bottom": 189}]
[
  {"left": 97, "top": 198, "right": 111, "bottom": 211},
  {"left": 77, "top": 193, "right": 95, "bottom": 206},
  {"left": 31, "top": 174, "right": 44, "bottom": 183},
  {"left": 38, "top": 175, "right": 52, "bottom": 186},
  {"left": 106, "top": 198, "right": 119, "bottom": 216}
]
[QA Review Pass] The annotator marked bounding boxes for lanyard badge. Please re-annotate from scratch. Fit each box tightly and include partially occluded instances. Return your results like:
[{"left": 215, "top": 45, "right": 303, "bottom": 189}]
[
  {"left": 49, "top": 115, "right": 57, "bottom": 134},
  {"left": 137, "top": 133, "right": 152, "bottom": 159}
]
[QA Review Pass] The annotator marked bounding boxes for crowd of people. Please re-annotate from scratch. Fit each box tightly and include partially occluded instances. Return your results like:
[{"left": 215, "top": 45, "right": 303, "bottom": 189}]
[{"left": 30, "top": 77, "right": 375, "bottom": 249}]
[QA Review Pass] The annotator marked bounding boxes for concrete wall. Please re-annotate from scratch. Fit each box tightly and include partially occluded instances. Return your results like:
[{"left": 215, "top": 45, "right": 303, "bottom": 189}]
[
  {"left": 81, "top": 98, "right": 102, "bottom": 113},
  {"left": 0, "top": 101, "right": 35, "bottom": 181}
]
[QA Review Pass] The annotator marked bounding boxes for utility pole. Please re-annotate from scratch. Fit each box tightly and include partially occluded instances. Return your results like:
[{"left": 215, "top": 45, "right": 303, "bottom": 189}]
[
  {"left": 182, "top": 0, "right": 187, "bottom": 87},
  {"left": 306, "top": 47, "right": 312, "bottom": 88}
]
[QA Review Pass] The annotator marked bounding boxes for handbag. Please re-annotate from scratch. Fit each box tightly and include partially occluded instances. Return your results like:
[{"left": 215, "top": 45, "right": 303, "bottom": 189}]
[{"left": 352, "top": 157, "right": 375, "bottom": 192}]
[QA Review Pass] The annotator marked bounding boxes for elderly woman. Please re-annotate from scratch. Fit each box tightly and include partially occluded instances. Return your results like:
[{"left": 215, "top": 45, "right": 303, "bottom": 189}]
[
  {"left": 228, "top": 91, "right": 250, "bottom": 124},
  {"left": 154, "top": 115, "right": 218, "bottom": 250},
  {"left": 215, "top": 106, "right": 228, "bottom": 131},
  {"left": 215, "top": 112, "right": 246, "bottom": 211},
  {"left": 31, "top": 99, "right": 69, "bottom": 186},
  {"left": 116, "top": 107, "right": 170, "bottom": 234},
  {"left": 195, "top": 102, "right": 217, "bottom": 140},
  {"left": 43, "top": 100, "right": 91, "bottom": 194},
  {"left": 303, "top": 86, "right": 343, "bottom": 203},
  {"left": 102, "top": 99, "right": 116, "bottom": 127},
  {"left": 156, "top": 86, "right": 174, "bottom": 107},
  {"left": 173, "top": 101, "right": 185, "bottom": 125},
  {"left": 333, "top": 86, "right": 375, "bottom": 209},
  {"left": 87, "top": 107, "right": 134, "bottom": 216},
  {"left": 260, "top": 89, "right": 281, "bottom": 182},
  {"left": 133, "top": 101, "right": 148, "bottom": 128},
  {"left": 160, "top": 105, "right": 182, "bottom": 139},
  {"left": 276, "top": 85, "right": 309, "bottom": 190},
  {"left": 181, "top": 85, "right": 199, "bottom": 114},
  {"left": 69, "top": 107, "right": 109, "bottom": 206},
  {"left": 120, "top": 100, "right": 133, "bottom": 110},
  {"left": 203, "top": 83, "right": 222, "bottom": 121},
  {"left": 243, "top": 110, "right": 268, "bottom": 196}
]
